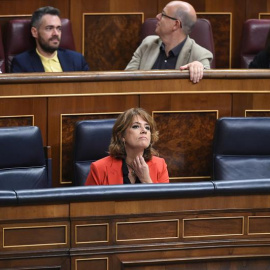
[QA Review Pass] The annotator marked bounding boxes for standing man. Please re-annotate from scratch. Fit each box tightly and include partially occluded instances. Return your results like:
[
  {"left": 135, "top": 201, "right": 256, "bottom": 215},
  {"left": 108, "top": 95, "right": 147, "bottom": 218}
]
[
  {"left": 11, "top": 6, "right": 89, "bottom": 73},
  {"left": 125, "top": 1, "right": 213, "bottom": 83}
]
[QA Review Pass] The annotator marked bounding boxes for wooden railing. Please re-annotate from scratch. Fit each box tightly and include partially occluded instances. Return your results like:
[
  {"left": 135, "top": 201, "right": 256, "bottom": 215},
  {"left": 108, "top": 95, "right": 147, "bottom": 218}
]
[{"left": 1, "top": 182, "right": 270, "bottom": 269}]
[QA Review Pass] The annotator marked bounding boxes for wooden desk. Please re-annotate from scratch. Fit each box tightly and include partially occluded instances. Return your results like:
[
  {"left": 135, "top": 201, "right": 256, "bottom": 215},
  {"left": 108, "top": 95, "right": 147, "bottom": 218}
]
[
  {"left": 0, "top": 70, "right": 270, "bottom": 186},
  {"left": 1, "top": 185, "right": 270, "bottom": 270}
]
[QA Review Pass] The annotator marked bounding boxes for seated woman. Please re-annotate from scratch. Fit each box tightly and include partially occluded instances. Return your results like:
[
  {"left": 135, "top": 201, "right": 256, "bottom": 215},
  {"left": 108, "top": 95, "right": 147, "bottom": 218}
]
[
  {"left": 85, "top": 108, "right": 169, "bottom": 185},
  {"left": 249, "top": 28, "right": 270, "bottom": 68}
]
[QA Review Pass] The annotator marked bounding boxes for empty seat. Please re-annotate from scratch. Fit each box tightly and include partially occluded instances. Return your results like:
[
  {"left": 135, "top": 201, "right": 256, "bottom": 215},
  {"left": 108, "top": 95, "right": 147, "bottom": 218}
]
[
  {"left": 4, "top": 18, "right": 76, "bottom": 72},
  {"left": 140, "top": 18, "right": 215, "bottom": 68},
  {"left": 212, "top": 117, "right": 270, "bottom": 180},
  {"left": 240, "top": 19, "right": 270, "bottom": 68},
  {"left": 0, "top": 126, "right": 52, "bottom": 190},
  {"left": 73, "top": 119, "right": 116, "bottom": 186}
]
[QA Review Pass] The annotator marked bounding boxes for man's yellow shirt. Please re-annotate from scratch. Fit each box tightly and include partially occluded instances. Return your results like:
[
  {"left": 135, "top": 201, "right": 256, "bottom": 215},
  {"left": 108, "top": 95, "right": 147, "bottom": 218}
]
[{"left": 36, "top": 49, "right": 63, "bottom": 72}]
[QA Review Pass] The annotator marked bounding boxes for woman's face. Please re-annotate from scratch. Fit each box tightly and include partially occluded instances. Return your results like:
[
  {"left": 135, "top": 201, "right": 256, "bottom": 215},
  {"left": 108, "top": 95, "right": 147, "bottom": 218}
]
[{"left": 123, "top": 115, "right": 151, "bottom": 151}]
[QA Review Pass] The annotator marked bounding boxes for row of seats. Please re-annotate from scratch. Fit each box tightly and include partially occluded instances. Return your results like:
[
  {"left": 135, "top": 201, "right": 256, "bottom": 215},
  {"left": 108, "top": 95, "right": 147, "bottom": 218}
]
[
  {"left": 0, "top": 18, "right": 76, "bottom": 73},
  {"left": 0, "top": 17, "right": 269, "bottom": 72},
  {"left": 1, "top": 117, "right": 270, "bottom": 190}
]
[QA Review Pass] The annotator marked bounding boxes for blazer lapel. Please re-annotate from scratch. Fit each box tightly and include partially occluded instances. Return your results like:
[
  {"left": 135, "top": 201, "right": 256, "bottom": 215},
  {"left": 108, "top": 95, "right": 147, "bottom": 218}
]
[
  {"left": 142, "top": 37, "right": 162, "bottom": 70},
  {"left": 147, "top": 159, "right": 157, "bottom": 181},
  {"left": 175, "top": 36, "right": 192, "bottom": 69},
  {"left": 107, "top": 158, "right": 123, "bottom": 184},
  {"left": 30, "top": 50, "right": 45, "bottom": 72},
  {"left": 58, "top": 49, "right": 73, "bottom": 71}
]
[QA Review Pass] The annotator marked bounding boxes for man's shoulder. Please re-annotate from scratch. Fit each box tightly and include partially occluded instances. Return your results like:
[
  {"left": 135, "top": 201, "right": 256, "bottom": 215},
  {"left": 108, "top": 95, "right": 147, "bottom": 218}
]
[
  {"left": 141, "top": 35, "right": 161, "bottom": 45},
  {"left": 58, "top": 48, "right": 83, "bottom": 57},
  {"left": 13, "top": 49, "right": 36, "bottom": 60},
  {"left": 255, "top": 49, "right": 269, "bottom": 58},
  {"left": 188, "top": 37, "right": 211, "bottom": 51},
  {"left": 186, "top": 36, "right": 213, "bottom": 57}
]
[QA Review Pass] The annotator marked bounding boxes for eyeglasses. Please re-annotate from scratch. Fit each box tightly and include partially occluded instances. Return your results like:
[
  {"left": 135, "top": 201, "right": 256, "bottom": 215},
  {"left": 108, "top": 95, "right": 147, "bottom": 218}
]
[{"left": 161, "top": 11, "right": 178, "bottom": 21}]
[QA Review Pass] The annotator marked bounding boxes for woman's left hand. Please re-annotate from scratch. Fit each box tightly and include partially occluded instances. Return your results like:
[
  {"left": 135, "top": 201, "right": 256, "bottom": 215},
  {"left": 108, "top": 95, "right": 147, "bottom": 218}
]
[{"left": 131, "top": 155, "right": 153, "bottom": 183}]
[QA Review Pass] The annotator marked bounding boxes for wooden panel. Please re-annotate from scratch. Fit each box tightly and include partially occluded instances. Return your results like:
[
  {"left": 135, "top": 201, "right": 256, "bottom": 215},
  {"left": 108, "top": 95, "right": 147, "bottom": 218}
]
[
  {"left": 0, "top": 204, "right": 69, "bottom": 221},
  {"left": 246, "top": 110, "right": 270, "bottom": 117},
  {"left": 75, "top": 223, "right": 109, "bottom": 244},
  {"left": 75, "top": 257, "right": 108, "bottom": 270},
  {"left": 259, "top": 13, "right": 270, "bottom": 19},
  {"left": 153, "top": 111, "right": 217, "bottom": 181},
  {"left": 204, "top": 0, "right": 246, "bottom": 69},
  {"left": 70, "top": 0, "right": 157, "bottom": 53},
  {"left": 197, "top": 13, "right": 232, "bottom": 68},
  {"left": 233, "top": 93, "right": 270, "bottom": 116},
  {"left": 248, "top": 216, "right": 270, "bottom": 235},
  {"left": 0, "top": 257, "right": 69, "bottom": 270},
  {"left": 183, "top": 217, "right": 244, "bottom": 238},
  {"left": 0, "top": 115, "right": 33, "bottom": 126},
  {"left": 0, "top": 98, "right": 47, "bottom": 144},
  {"left": 248, "top": 0, "right": 268, "bottom": 19},
  {"left": 82, "top": 13, "right": 143, "bottom": 71},
  {"left": 116, "top": 219, "right": 179, "bottom": 242},
  {"left": 122, "top": 258, "right": 270, "bottom": 270},
  {"left": 3, "top": 224, "right": 68, "bottom": 248},
  {"left": 0, "top": 1, "right": 68, "bottom": 16}
]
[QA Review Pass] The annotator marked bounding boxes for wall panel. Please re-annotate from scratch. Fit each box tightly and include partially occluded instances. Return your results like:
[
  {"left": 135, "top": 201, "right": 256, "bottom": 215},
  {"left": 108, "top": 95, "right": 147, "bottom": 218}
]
[
  {"left": 82, "top": 13, "right": 143, "bottom": 71},
  {"left": 0, "top": 98, "right": 47, "bottom": 144}
]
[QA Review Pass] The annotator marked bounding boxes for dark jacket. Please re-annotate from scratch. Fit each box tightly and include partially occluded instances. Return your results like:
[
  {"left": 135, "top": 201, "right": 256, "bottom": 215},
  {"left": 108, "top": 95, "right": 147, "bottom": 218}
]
[
  {"left": 11, "top": 48, "right": 90, "bottom": 73},
  {"left": 249, "top": 50, "right": 270, "bottom": 69}
]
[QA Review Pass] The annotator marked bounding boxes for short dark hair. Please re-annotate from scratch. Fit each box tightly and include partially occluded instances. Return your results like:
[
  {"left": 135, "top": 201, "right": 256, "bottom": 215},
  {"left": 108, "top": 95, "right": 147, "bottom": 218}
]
[
  {"left": 109, "top": 108, "right": 159, "bottom": 161},
  {"left": 31, "top": 6, "right": 60, "bottom": 28}
]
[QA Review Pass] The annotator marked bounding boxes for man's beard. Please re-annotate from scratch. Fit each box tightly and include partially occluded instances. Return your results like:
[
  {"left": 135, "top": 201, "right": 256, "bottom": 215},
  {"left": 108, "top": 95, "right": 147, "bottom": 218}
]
[{"left": 38, "top": 36, "right": 60, "bottom": 54}]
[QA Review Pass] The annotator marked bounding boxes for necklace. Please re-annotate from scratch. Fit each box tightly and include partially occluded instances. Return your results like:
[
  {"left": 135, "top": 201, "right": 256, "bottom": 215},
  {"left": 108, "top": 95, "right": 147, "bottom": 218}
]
[{"left": 126, "top": 163, "right": 136, "bottom": 176}]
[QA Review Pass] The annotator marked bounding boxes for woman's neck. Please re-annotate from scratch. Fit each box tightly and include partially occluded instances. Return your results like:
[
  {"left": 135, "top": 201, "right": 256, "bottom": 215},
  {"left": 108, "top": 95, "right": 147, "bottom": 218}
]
[{"left": 125, "top": 149, "right": 144, "bottom": 164}]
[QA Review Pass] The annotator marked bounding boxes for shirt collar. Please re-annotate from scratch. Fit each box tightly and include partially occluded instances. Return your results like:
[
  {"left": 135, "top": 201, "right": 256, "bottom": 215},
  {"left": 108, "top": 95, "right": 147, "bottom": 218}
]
[
  {"left": 36, "top": 49, "right": 59, "bottom": 62},
  {"left": 160, "top": 37, "right": 187, "bottom": 56}
]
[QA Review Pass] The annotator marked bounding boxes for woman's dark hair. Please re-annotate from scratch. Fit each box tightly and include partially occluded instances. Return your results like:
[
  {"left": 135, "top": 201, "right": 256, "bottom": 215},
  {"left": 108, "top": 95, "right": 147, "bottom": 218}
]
[{"left": 109, "top": 108, "right": 159, "bottom": 161}]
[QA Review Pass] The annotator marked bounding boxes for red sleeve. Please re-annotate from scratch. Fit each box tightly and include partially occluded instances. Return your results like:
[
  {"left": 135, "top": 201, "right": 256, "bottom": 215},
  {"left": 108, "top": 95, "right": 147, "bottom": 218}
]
[{"left": 85, "top": 163, "right": 101, "bottom": 185}]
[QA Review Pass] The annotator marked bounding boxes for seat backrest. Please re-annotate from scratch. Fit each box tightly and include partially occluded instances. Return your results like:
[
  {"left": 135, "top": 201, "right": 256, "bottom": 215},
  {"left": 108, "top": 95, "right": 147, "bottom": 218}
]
[
  {"left": 212, "top": 117, "right": 270, "bottom": 180},
  {"left": 73, "top": 119, "right": 116, "bottom": 186},
  {"left": 140, "top": 18, "right": 215, "bottom": 68},
  {"left": 4, "top": 18, "right": 76, "bottom": 72},
  {"left": 0, "top": 126, "right": 51, "bottom": 190},
  {"left": 240, "top": 19, "right": 270, "bottom": 68}
]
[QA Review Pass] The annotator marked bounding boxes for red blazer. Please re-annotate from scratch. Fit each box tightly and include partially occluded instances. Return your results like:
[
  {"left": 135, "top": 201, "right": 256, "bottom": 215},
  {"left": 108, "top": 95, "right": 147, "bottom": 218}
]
[{"left": 85, "top": 156, "right": 169, "bottom": 185}]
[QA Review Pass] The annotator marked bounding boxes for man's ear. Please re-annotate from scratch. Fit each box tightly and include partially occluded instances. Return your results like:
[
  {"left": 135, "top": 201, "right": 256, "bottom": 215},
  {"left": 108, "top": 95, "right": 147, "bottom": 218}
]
[{"left": 31, "top": 27, "right": 37, "bottom": 38}]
